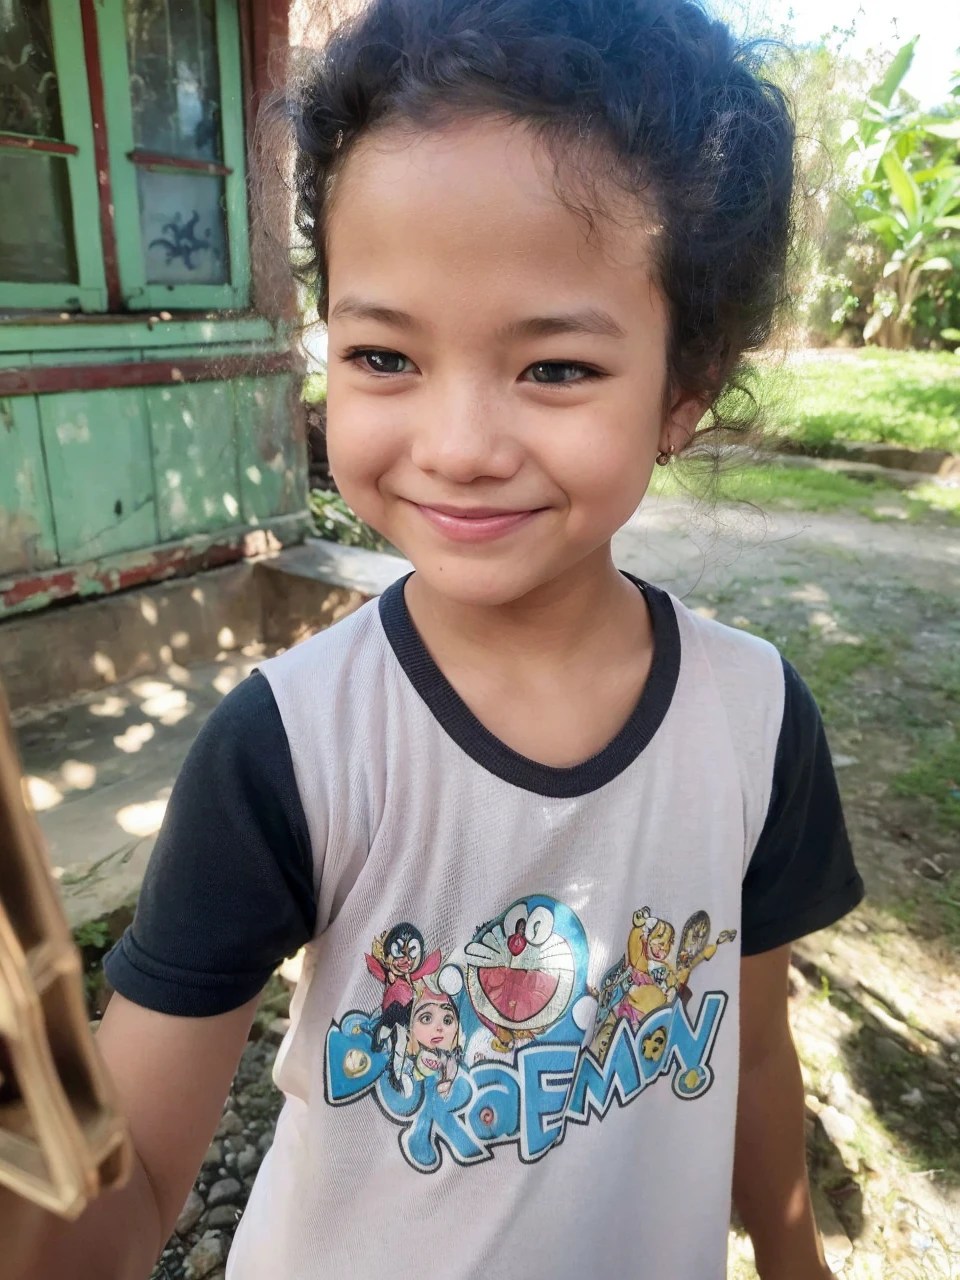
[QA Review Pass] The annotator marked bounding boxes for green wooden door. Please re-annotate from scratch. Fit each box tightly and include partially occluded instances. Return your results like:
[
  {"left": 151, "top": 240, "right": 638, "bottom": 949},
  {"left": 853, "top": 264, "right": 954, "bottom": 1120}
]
[
  {"left": 38, "top": 388, "right": 157, "bottom": 561},
  {"left": 147, "top": 382, "right": 241, "bottom": 540},
  {"left": 0, "top": 394, "right": 58, "bottom": 575}
]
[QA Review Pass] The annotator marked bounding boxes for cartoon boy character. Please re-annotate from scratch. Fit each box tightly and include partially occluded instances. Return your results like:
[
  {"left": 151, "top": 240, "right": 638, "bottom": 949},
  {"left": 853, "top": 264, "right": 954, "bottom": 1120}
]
[
  {"left": 365, "top": 922, "right": 441, "bottom": 1086},
  {"left": 404, "top": 984, "right": 462, "bottom": 1098}
]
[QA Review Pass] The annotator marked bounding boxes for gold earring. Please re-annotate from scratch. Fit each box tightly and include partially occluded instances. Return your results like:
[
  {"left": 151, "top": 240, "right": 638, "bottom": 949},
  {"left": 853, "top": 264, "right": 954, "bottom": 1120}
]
[{"left": 655, "top": 445, "right": 675, "bottom": 467}]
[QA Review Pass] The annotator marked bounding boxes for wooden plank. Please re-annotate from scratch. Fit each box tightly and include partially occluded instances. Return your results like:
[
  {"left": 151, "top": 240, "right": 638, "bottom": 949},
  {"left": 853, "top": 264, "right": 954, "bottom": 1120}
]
[
  {"left": 235, "top": 374, "right": 307, "bottom": 521},
  {"left": 0, "top": 511, "right": 311, "bottom": 618},
  {"left": 0, "top": 397, "right": 58, "bottom": 576},
  {"left": 67, "top": 0, "right": 115, "bottom": 311},
  {"left": 0, "top": 351, "right": 294, "bottom": 397},
  {"left": 0, "top": 316, "right": 278, "bottom": 355},
  {"left": 38, "top": 388, "right": 157, "bottom": 562},
  {"left": 147, "top": 381, "right": 241, "bottom": 540}
]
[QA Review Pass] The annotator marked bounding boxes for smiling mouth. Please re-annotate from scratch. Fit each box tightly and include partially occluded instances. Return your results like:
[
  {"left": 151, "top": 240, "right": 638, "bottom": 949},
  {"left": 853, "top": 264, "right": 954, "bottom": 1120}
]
[
  {"left": 413, "top": 502, "right": 546, "bottom": 544},
  {"left": 478, "top": 966, "right": 559, "bottom": 1022}
]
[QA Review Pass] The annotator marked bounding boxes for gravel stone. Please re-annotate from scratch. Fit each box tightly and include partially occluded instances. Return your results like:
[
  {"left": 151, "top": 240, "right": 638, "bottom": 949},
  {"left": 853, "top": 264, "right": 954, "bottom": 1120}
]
[
  {"left": 204, "top": 1205, "right": 241, "bottom": 1229},
  {"left": 201, "top": 1141, "right": 222, "bottom": 1169},
  {"left": 207, "top": 1178, "right": 242, "bottom": 1210},
  {"left": 183, "top": 1235, "right": 223, "bottom": 1280},
  {"left": 217, "top": 1111, "right": 244, "bottom": 1137},
  {"left": 175, "top": 1189, "right": 205, "bottom": 1235},
  {"left": 238, "top": 1145, "right": 260, "bottom": 1175}
]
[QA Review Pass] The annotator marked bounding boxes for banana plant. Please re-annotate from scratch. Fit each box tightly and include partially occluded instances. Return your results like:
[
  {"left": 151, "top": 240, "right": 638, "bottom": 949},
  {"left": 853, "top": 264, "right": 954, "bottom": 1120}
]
[{"left": 842, "top": 40, "right": 960, "bottom": 346}]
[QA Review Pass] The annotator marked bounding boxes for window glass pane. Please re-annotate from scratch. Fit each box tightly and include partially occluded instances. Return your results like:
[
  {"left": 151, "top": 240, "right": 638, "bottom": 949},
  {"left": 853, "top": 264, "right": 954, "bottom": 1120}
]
[
  {"left": 126, "top": 0, "right": 222, "bottom": 161},
  {"left": 0, "top": 0, "right": 63, "bottom": 138},
  {"left": 0, "top": 153, "right": 76, "bottom": 282},
  {"left": 137, "top": 169, "right": 228, "bottom": 285}
]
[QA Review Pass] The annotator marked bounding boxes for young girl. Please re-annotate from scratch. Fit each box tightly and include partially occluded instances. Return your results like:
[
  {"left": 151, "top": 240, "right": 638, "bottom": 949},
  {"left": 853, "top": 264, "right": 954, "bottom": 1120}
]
[{"left": 21, "top": 1, "right": 863, "bottom": 1277}]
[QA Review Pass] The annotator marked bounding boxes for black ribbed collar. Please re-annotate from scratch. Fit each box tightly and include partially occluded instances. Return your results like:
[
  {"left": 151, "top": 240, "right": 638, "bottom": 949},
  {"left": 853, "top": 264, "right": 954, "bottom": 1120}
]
[{"left": 377, "top": 572, "right": 681, "bottom": 798}]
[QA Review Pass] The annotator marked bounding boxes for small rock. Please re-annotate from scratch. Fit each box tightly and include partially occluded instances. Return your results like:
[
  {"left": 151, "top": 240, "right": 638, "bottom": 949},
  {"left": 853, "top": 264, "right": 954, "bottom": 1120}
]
[
  {"left": 900, "top": 1087, "right": 923, "bottom": 1108},
  {"left": 874, "top": 1035, "right": 909, "bottom": 1066},
  {"left": 853, "top": 919, "right": 869, "bottom": 934},
  {"left": 237, "top": 1146, "right": 261, "bottom": 1178},
  {"left": 832, "top": 754, "right": 858, "bottom": 768},
  {"left": 225, "top": 1152, "right": 237, "bottom": 1168},
  {"left": 184, "top": 1234, "right": 224, "bottom": 1279},
  {"left": 202, "top": 1141, "right": 222, "bottom": 1169},
  {"left": 941, "top": 1118, "right": 958, "bottom": 1138},
  {"left": 175, "top": 1188, "right": 205, "bottom": 1235},
  {"left": 217, "top": 1111, "right": 244, "bottom": 1137},
  {"left": 224, "top": 1135, "right": 245, "bottom": 1155},
  {"left": 919, "top": 857, "right": 945, "bottom": 880},
  {"left": 203, "top": 1205, "right": 240, "bottom": 1229},
  {"left": 257, "top": 1131, "right": 274, "bottom": 1155},
  {"left": 236, "top": 1092, "right": 250, "bottom": 1107},
  {"left": 787, "top": 965, "right": 808, "bottom": 998},
  {"left": 811, "top": 1187, "right": 852, "bottom": 1273},
  {"left": 827, "top": 1071, "right": 851, "bottom": 1111},
  {"left": 819, "top": 1105, "right": 857, "bottom": 1146},
  {"left": 207, "top": 1177, "right": 242, "bottom": 1210},
  {"left": 266, "top": 1017, "right": 291, "bottom": 1042}
]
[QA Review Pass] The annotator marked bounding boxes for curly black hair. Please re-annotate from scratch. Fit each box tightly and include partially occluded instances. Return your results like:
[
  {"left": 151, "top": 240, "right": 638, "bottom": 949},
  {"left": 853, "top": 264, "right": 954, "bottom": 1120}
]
[{"left": 288, "top": 0, "right": 794, "bottom": 432}]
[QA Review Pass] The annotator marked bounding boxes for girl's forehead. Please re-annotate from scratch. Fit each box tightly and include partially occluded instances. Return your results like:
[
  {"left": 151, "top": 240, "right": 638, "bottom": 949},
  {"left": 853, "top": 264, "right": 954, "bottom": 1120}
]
[{"left": 327, "top": 117, "right": 662, "bottom": 325}]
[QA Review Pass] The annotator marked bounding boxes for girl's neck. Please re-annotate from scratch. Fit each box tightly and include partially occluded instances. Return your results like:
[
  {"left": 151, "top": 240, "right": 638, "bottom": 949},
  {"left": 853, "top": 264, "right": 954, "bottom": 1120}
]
[{"left": 404, "top": 543, "right": 646, "bottom": 668}]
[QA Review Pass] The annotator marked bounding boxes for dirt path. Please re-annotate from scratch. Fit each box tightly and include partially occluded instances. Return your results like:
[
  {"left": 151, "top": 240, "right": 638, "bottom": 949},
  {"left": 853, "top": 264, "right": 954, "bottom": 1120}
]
[{"left": 615, "top": 497, "right": 960, "bottom": 1277}]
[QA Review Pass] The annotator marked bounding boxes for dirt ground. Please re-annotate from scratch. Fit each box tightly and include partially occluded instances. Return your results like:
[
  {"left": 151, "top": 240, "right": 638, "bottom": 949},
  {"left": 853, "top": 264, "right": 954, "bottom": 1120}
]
[{"left": 614, "top": 494, "right": 960, "bottom": 1277}]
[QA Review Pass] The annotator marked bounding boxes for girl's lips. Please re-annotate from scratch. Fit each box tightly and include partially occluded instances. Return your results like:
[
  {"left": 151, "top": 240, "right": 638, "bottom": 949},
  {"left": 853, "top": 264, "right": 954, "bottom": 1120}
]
[{"left": 414, "top": 503, "right": 543, "bottom": 543}]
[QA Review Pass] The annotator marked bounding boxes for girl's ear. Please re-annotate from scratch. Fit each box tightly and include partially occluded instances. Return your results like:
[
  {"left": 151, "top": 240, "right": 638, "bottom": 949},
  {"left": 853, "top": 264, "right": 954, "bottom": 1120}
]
[{"left": 658, "top": 390, "right": 710, "bottom": 459}]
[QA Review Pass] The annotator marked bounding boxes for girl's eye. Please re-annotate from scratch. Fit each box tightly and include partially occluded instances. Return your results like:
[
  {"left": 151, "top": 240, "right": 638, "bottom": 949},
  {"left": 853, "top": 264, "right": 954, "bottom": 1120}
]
[
  {"left": 524, "top": 361, "right": 596, "bottom": 385},
  {"left": 348, "top": 349, "right": 414, "bottom": 375}
]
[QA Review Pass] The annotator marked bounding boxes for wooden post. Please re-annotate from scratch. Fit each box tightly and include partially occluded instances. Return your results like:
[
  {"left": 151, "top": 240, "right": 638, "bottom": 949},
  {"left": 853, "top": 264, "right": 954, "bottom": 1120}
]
[{"left": 0, "top": 684, "right": 131, "bottom": 1219}]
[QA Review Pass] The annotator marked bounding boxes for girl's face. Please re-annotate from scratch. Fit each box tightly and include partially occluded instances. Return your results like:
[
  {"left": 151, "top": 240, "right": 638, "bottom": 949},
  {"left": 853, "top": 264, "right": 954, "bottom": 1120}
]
[
  {"left": 326, "top": 117, "right": 693, "bottom": 607},
  {"left": 411, "top": 1000, "right": 458, "bottom": 1051}
]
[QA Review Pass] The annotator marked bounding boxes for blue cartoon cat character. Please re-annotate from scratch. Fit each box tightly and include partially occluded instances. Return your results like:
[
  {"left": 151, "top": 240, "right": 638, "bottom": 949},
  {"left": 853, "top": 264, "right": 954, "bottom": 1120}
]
[{"left": 458, "top": 895, "right": 596, "bottom": 1060}]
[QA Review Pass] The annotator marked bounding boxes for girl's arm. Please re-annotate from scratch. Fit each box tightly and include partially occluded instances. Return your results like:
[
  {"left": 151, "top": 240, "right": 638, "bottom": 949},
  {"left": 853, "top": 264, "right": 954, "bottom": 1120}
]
[
  {"left": 12, "top": 992, "right": 257, "bottom": 1280},
  {"left": 734, "top": 944, "right": 831, "bottom": 1280}
]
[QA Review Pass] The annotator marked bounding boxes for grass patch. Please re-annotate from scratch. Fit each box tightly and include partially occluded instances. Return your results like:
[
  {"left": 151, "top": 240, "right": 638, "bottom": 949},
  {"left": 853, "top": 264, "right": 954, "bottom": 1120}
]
[
  {"left": 894, "top": 729, "right": 960, "bottom": 830},
  {"left": 651, "top": 461, "right": 958, "bottom": 524},
  {"left": 760, "top": 350, "right": 960, "bottom": 453},
  {"left": 732, "top": 617, "right": 896, "bottom": 722}
]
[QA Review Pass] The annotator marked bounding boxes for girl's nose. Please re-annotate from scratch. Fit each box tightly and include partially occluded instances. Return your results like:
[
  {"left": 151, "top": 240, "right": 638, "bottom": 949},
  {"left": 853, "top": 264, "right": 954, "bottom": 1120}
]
[{"left": 409, "top": 381, "right": 522, "bottom": 483}]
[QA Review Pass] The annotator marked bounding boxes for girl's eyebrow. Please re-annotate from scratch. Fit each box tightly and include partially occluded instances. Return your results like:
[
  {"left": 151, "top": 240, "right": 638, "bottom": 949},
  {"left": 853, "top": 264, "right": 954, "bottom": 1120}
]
[{"left": 330, "top": 296, "right": 625, "bottom": 342}]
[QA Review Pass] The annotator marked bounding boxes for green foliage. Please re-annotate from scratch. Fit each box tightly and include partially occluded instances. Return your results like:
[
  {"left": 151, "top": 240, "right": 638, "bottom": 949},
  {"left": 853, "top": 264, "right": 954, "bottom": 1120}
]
[
  {"left": 302, "top": 370, "right": 327, "bottom": 404},
  {"left": 309, "top": 488, "right": 389, "bottom": 552},
  {"left": 73, "top": 919, "right": 111, "bottom": 951},
  {"left": 842, "top": 43, "right": 960, "bottom": 347},
  {"left": 761, "top": 351, "right": 960, "bottom": 452}
]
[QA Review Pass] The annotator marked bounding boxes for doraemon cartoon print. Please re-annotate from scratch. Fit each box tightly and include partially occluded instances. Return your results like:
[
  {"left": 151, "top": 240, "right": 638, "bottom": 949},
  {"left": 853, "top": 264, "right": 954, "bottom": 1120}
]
[{"left": 324, "top": 893, "right": 735, "bottom": 1173}]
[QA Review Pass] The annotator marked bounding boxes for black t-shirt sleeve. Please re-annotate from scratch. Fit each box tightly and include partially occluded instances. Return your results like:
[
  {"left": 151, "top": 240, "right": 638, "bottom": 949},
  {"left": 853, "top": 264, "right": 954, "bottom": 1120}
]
[
  {"left": 741, "top": 658, "right": 864, "bottom": 956},
  {"left": 103, "top": 671, "right": 316, "bottom": 1016}
]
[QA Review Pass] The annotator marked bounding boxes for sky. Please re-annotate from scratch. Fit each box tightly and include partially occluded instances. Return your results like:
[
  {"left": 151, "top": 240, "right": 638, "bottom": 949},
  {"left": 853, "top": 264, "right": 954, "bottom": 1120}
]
[{"left": 721, "top": 0, "right": 959, "bottom": 107}]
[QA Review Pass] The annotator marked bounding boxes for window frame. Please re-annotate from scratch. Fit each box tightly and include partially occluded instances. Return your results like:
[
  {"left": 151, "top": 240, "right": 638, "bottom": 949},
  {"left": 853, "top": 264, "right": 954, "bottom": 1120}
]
[
  {"left": 96, "top": 0, "right": 252, "bottom": 313},
  {"left": 0, "top": 0, "right": 108, "bottom": 312}
]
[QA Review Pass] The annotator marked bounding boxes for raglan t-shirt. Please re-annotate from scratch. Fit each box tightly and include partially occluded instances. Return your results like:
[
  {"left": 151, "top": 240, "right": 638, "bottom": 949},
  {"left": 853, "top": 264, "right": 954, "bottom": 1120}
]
[{"left": 105, "top": 575, "right": 863, "bottom": 1279}]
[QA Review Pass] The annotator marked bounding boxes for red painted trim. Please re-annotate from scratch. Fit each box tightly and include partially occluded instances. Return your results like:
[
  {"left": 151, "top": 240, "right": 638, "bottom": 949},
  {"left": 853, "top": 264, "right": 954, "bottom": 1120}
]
[
  {"left": 0, "top": 351, "right": 294, "bottom": 398},
  {"left": 79, "top": 0, "right": 123, "bottom": 311},
  {"left": 0, "top": 134, "right": 79, "bottom": 157},
  {"left": 1, "top": 543, "right": 245, "bottom": 612},
  {"left": 127, "top": 149, "right": 233, "bottom": 177}
]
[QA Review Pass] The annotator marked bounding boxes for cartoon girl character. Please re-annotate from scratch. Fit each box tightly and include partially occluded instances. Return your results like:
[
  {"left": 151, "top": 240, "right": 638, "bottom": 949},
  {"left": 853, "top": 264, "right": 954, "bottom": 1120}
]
[
  {"left": 365, "top": 922, "right": 441, "bottom": 1085},
  {"left": 404, "top": 984, "right": 462, "bottom": 1098},
  {"left": 673, "top": 911, "right": 737, "bottom": 1006},
  {"left": 615, "top": 908, "right": 678, "bottom": 1025}
]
